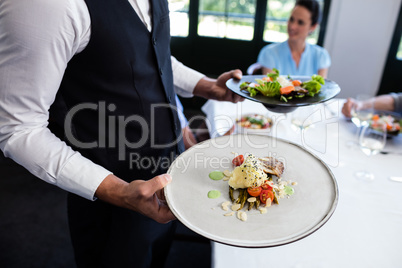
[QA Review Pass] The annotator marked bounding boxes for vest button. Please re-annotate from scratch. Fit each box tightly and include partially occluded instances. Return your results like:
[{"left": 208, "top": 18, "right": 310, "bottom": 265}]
[
  {"left": 159, "top": 68, "right": 163, "bottom": 76},
  {"left": 168, "top": 96, "right": 172, "bottom": 102},
  {"left": 152, "top": 38, "right": 157, "bottom": 45}
]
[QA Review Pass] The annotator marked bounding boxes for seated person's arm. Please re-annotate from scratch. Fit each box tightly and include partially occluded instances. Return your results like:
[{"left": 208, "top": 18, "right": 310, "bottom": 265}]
[
  {"left": 261, "top": 67, "right": 273, "bottom": 75},
  {"left": 373, "top": 95, "right": 395, "bottom": 111},
  {"left": 317, "top": 68, "right": 328, "bottom": 79},
  {"left": 342, "top": 95, "right": 396, "bottom": 118}
]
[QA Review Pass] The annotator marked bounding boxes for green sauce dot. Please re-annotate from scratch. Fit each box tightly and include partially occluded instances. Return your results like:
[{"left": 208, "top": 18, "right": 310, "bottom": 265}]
[
  {"left": 209, "top": 171, "right": 224, "bottom": 181},
  {"left": 284, "top": 186, "right": 294, "bottom": 195},
  {"left": 208, "top": 190, "right": 221, "bottom": 199}
]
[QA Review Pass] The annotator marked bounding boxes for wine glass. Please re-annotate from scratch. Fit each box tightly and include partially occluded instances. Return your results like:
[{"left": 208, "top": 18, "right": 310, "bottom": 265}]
[
  {"left": 350, "top": 100, "right": 374, "bottom": 128},
  {"left": 347, "top": 95, "right": 374, "bottom": 147},
  {"left": 355, "top": 124, "right": 387, "bottom": 181},
  {"left": 290, "top": 105, "right": 321, "bottom": 133}
]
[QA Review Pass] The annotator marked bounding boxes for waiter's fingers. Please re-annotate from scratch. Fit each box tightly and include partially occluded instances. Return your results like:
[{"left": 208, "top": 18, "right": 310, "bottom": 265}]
[
  {"left": 231, "top": 69, "right": 242, "bottom": 80},
  {"left": 145, "top": 174, "right": 172, "bottom": 197}
]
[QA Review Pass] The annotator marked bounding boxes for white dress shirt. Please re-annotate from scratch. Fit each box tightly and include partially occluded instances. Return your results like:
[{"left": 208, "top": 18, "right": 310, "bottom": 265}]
[{"left": 0, "top": 0, "right": 204, "bottom": 199}]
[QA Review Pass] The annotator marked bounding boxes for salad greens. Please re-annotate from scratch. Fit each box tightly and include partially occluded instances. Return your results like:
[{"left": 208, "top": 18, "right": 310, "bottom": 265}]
[
  {"left": 240, "top": 69, "right": 325, "bottom": 102},
  {"left": 302, "top": 75, "right": 325, "bottom": 97}
]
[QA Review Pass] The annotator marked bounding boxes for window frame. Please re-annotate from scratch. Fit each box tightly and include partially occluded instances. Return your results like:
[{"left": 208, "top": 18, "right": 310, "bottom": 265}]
[
  {"left": 378, "top": 2, "right": 402, "bottom": 96},
  {"left": 171, "top": 0, "right": 331, "bottom": 45}
]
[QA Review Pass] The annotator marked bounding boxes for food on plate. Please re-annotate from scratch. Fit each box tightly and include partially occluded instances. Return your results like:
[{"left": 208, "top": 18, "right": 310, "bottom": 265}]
[
  {"left": 369, "top": 113, "right": 401, "bottom": 135},
  {"left": 239, "top": 68, "right": 325, "bottom": 102},
  {"left": 236, "top": 114, "right": 273, "bottom": 130},
  {"left": 207, "top": 190, "right": 221, "bottom": 199},
  {"left": 259, "top": 157, "right": 285, "bottom": 177},
  {"left": 228, "top": 154, "right": 268, "bottom": 189},
  {"left": 209, "top": 171, "right": 225, "bottom": 181},
  {"left": 218, "top": 153, "right": 296, "bottom": 221}
]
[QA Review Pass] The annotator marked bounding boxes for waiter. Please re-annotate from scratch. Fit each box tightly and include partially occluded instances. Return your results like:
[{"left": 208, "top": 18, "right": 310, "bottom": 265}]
[{"left": 0, "top": 0, "right": 243, "bottom": 267}]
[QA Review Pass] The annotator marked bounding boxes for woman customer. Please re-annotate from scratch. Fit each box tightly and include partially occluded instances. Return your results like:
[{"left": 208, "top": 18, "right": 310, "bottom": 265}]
[{"left": 257, "top": 0, "right": 331, "bottom": 78}]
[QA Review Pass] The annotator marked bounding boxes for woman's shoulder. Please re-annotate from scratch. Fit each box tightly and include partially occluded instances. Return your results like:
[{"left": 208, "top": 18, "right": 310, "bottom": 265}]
[
  {"left": 307, "top": 43, "right": 329, "bottom": 54},
  {"left": 260, "top": 41, "right": 288, "bottom": 53}
]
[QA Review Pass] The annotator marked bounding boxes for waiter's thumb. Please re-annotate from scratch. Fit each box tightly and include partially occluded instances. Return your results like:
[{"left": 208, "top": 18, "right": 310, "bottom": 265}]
[{"left": 147, "top": 174, "right": 172, "bottom": 192}]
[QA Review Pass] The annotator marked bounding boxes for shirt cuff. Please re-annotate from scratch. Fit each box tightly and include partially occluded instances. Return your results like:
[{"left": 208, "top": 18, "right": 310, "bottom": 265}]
[
  {"left": 390, "top": 92, "right": 402, "bottom": 113},
  {"left": 57, "top": 153, "right": 112, "bottom": 200},
  {"left": 171, "top": 56, "right": 205, "bottom": 98}
]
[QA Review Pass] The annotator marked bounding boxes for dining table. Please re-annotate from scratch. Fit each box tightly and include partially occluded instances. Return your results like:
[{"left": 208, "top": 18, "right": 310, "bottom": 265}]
[{"left": 200, "top": 98, "right": 402, "bottom": 268}]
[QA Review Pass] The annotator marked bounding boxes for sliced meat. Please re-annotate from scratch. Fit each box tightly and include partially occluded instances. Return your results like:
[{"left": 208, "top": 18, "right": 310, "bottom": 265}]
[{"left": 258, "top": 157, "right": 284, "bottom": 177}]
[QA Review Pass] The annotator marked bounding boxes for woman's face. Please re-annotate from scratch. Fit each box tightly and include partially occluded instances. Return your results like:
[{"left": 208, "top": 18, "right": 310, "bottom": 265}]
[{"left": 287, "top": 5, "right": 317, "bottom": 42}]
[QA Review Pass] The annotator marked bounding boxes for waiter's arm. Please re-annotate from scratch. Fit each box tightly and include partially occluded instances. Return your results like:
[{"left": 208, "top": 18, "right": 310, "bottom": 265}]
[
  {"left": 0, "top": 0, "right": 174, "bottom": 222},
  {"left": 193, "top": 70, "right": 244, "bottom": 103},
  {"left": 171, "top": 56, "right": 244, "bottom": 103}
]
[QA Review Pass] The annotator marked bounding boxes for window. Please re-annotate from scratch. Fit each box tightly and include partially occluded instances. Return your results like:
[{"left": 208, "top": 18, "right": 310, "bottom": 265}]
[
  {"left": 169, "top": 0, "right": 190, "bottom": 37},
  {"left": 169, "top": 0, "right": 328, "bottom": 44},
  {"left": 263, "top": 0, "right": 324, "bottom": 44},
  {"left": 397, "top": 35, "right": 402, "bottom": 60},
  {"left": 197, "top": 0, "right": 256, "bottom": 40}
]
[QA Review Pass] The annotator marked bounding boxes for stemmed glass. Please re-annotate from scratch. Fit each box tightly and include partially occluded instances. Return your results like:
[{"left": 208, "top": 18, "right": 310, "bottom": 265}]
[
  {"left": 355, "top": 124, "right": 387, "bottom": 181},
  {"left": 350, "top": 101, "right": 373, "bottom": 128},
  {"left": 290, "top": 105, "right": 321, "bottom": 133},
  {"left": 347, "top": 95, "right": 374, "bottom": 147}
]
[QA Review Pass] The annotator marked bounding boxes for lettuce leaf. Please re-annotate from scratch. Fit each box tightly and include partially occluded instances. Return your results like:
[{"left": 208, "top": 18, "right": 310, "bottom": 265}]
[
  {"left": 240, "top": 82, "right": 259, "bottom": 97},
  {"left": 311, "top": 75, "right": 325, "bottom": 85},
  {"left": 301, "top": 75, "right": 325, "bottom": 97},
  {"left": 247, "top": 87, "right": 259, "bottom": 97},
  {"left": 267, "top": 68, "right": 280, "bottom": 81}
]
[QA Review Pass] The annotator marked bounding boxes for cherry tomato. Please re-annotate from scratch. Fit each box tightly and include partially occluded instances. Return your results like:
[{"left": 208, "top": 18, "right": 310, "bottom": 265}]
[
  {"left": 261, "top": 123, "right": 271, "bottom": 129},
  {"left": 232, "top": 155, "right": 244, "bottom": 166},
  {"left": 261, "top": 181, "right": 273, "bottom": 191},
  {"left": 260, "top": 190, "right": 274, "bottom": 204},
  {"left": 247, "top": 186, "right": 262, "bottom": 197}
]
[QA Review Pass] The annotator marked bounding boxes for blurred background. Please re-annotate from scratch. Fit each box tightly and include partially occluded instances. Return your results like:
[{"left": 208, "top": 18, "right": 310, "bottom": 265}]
[
  {"left": 1, "top": 0, "right": 402, "bottom": 267},
  {"left": 169, "top": 0, "right": 402, "bottom": 111}
]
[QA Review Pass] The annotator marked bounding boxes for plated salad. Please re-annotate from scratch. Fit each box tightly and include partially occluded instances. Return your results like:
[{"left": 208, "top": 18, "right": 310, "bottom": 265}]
[
  {"left": 240, "top": 69, "right": 325, "bottom": 102},
  {"left": 369, "top": 113, "right": 402, "bottom": 136},
  {"left": 236, "top": 114, "right": 272, "bottom": 130}
]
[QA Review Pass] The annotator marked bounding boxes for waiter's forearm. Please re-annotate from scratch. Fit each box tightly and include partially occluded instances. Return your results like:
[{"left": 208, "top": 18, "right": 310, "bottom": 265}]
[
  {"left": 192, "top": 70, "right": 243, "bottom": 103},
  {"left": 95, "top": 174, "right": 130, "bottom": 208},
  {"left": 193, "top": 77, "right": 217, "bottom": 99},
  {"left": 95, "top": 173, "right": 176, "bottom": 223}
]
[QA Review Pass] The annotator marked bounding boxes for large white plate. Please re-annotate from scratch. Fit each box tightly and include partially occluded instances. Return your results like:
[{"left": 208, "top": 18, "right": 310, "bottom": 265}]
[{"left": 165, "top": 134, "right": 338, "bottom": 248}]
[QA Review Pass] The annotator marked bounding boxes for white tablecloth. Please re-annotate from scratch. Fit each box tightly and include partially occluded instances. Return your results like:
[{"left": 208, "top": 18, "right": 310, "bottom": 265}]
[{"left": 201, "top": 99, "right": 402, "bottom": 268}]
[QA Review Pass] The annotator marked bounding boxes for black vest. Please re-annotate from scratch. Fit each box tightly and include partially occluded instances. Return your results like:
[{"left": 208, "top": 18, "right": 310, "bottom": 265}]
[{"left": 52, "top": 0, "right": 184, "bottom": 181}]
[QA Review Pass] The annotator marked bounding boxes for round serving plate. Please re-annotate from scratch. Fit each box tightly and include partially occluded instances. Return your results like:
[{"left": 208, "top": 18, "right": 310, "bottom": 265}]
[
  {"left": 165, "top": 134, "right": 338, "bottom": 248},
  {"left": 226, "top": 75, "right": 341, "bottom": 113}
]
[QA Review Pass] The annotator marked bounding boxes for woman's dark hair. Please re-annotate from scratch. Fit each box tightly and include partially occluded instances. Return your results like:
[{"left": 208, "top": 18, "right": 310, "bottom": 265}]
[{"left": 295, "top": 0, "right": 321, "bottom": 25}]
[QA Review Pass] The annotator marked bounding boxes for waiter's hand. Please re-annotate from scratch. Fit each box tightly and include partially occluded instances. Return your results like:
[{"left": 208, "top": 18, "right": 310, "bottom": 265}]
[
  {"left": 193, "top": 69, "right": 244, "bottom": 103},
  {"left": 95, "top": 174, "right": 176, "bottom": 224}
]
